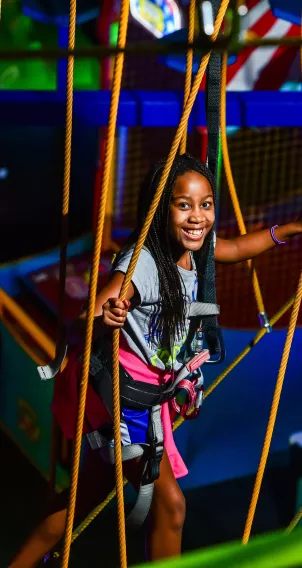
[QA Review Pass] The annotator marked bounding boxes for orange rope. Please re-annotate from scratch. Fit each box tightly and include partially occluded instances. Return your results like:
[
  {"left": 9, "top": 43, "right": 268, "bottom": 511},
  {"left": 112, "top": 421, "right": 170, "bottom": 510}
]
[
  {"left": 117, "top": 0, "right": 229, "bottom": 305},
  {"left": 220, "top": 51, "right": 267, "bottom": 320},
  {"left": 173, "top": 294, "right": 294, "bottom": 431},
  {"left": 60, "top": 2, "right": 130, "bottom": 567},
  {"left": 243, "top": 272, "right": 302, "bottom": 544},
  {"left": 49, "top": 0, "right": 77, "bottom": 494},
  {"left": 110, "top": 3, "right": 229, "bottom": 564},
  {"left": 180, "top": 0, "right": 196, "bottom": 154},
  {"left": 56, "top": 293, "right": 294, "bottom": 548}
]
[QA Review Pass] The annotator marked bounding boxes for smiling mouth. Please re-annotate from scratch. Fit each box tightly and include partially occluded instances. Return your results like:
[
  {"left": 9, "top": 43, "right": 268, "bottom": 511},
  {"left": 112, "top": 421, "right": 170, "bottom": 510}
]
[{"left": 181, "top": 228, "right": 205, "bottom": 240}]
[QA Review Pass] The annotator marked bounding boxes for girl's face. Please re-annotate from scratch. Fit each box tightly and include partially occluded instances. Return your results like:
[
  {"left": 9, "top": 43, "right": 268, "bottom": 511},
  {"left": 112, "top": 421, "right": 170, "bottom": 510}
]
[{"left": 169, "top": 170, "right": 215, "bottom": 254}]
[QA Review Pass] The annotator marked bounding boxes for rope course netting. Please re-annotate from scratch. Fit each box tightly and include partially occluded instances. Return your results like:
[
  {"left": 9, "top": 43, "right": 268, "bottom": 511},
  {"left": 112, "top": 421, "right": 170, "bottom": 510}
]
[
  {"left": 113, "top": 127, "right": 302, "bottom": 328},
  {"left": 1, "top": 0, "right": 302, "bottom": 566}
]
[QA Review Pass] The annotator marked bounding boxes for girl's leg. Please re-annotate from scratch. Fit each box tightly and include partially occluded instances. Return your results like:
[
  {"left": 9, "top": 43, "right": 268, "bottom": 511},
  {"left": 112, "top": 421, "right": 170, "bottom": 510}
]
[
  {"left": 148, "top": 450, "right": 186, "bottom": 559},
  {"left": 8, "top": 446, "right": 115, "bottom": 568},
  {"left": 125, "top": 449, "right": 186, "bottom": 561}
]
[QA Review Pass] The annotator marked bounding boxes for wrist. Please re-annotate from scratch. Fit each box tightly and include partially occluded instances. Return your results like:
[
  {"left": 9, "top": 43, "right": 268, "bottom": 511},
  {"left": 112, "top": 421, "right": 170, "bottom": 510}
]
[{"left": 272, "top": 223, "right": 300, "bottom": 243}]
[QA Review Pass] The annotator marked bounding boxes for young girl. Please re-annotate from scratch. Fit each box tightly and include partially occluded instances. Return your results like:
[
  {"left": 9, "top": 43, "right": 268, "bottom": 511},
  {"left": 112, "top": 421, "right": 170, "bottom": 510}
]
[{"left": 9, "top": 153, "right": 301, "bottom": 567}]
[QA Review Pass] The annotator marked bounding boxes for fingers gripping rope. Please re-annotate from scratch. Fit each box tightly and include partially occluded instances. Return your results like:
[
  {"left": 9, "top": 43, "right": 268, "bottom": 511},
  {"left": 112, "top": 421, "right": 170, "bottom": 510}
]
[
  {"left": 243, "top": 272, "right": 302, "bottom": 545},
  {"left": 60, "top": 2, "right": 131, "bottom": 568},
  {"left": 220, "top": 52, "right": 270, "bottom": 332}
]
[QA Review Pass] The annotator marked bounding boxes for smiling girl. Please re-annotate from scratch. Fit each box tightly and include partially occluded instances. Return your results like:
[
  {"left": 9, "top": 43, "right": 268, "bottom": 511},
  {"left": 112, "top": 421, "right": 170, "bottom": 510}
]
[{"left": 9, "top": 153, "right": 302, "bottom": 567}]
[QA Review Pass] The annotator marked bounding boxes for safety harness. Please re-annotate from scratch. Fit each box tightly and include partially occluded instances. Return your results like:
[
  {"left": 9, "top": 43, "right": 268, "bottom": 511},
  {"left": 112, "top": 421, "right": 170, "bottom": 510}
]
[
  {"left": 81, "top": 301, "right": 221, "bottom": 529},
  {"left": 38, "top": 300, "right": 224, "bottom": 529}
]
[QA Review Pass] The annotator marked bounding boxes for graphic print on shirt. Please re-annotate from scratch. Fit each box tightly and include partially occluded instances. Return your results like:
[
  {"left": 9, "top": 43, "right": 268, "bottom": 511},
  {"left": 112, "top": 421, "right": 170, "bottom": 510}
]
[{"left": 146, "top": 274, "right": 199, "bottom": 370}]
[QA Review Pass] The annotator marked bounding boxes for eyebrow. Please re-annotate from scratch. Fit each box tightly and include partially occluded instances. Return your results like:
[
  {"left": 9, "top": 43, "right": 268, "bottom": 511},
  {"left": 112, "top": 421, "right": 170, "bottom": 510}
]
[{"left": 172, "top": 193, "right": 213, "bottom": 200}]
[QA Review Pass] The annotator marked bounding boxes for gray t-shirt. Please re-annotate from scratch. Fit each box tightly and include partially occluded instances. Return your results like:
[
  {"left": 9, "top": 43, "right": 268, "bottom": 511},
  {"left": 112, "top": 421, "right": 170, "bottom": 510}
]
[{"left": 114, "top": 246, "right": 199, "bottom": 372}]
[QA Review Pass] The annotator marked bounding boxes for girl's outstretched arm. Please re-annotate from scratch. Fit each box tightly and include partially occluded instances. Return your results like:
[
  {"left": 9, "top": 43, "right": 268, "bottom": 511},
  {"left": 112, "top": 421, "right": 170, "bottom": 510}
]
[{"left": 215, "top": 218, "right": 302, "bottom": 264}]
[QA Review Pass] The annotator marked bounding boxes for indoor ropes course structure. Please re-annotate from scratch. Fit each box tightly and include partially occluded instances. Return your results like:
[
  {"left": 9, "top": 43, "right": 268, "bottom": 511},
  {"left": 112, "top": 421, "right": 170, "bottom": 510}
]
[{"left": 1, "top": 0, "right": 302, "bottom": 567}]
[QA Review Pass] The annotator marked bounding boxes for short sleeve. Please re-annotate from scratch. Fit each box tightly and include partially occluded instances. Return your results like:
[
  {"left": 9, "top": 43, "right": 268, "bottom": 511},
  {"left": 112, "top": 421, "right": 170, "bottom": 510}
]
[
  {"left": 113, "top": 247, "right": 157, "bottom": 303},
  {"left": 213, "top": 231, "right": 216, "bottom": 248}
]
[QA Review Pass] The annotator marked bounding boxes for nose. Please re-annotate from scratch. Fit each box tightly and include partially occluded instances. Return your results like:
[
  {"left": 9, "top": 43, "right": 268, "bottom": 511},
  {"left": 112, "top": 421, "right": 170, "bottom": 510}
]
[{"left": 188, "top": 206, "right": 206, "bottom": 224}]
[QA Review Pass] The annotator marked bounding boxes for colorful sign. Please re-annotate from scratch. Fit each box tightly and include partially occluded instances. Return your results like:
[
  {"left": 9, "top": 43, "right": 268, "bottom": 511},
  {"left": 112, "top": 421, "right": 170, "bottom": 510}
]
[{"left": 130, "top": 0, "right": 182, "bottom": 38}]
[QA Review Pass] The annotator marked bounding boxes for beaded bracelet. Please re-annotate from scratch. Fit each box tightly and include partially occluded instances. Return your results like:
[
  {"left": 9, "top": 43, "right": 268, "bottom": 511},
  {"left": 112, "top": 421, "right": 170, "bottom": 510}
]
[{"left": 270, "top": 225, "right": 286, "bottom": 245}]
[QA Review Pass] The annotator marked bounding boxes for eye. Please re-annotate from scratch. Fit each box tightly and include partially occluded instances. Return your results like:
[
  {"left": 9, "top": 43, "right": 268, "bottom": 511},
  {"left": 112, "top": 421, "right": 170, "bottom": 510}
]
[
  {"left": 202, "top": 200, "right": 213, "bottom": 209},
  {"left": 179, "top": 202, "right": 190, "bottom": 210}
]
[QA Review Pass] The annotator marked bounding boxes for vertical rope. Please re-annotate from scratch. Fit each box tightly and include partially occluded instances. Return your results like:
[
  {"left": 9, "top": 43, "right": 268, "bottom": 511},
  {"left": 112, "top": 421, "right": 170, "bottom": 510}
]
[
  {"left": 220, "top": 51, "right": 267, "bottom": 319},
  {"left": 48, "top": 288, "right": 294, "bottom": 553},
  {"left": 110, "top": 3, "right": 229, "bottom": 564},
  {"left": 180, "top": 0, "right": 196, "bottom": 154},
  {"left": 48, "top": 0, "right": 77, "bottom": 493},
  {"left": 113, "top": 0, "right": 230, "bottom": 436},
  {"left": 118, "top": 0, "right": 229, "bottom": 305},
  {"left": 60, "top": 2, "right": 130, "bottom": 567},
  {"left": 243, "top": 272, "right": 302, "bottom": 544}
]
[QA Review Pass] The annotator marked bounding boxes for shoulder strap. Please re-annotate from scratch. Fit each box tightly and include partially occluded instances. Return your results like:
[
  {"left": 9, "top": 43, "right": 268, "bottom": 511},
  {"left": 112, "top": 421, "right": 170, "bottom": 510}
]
[{"left": 199, "top": 0, "right": 225, "bottom": 360}]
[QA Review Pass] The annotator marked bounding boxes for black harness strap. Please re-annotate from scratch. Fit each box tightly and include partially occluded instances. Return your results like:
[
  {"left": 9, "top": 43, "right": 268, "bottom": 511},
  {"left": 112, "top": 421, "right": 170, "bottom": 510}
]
[{"left": 201, "top": 0, "right": 225, "bottom": 359}]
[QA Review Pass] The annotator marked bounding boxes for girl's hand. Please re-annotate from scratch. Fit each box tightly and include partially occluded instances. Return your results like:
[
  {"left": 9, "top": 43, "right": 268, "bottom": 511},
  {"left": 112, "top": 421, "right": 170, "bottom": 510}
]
[{"left": 102, "top": 298, "right": 131, "bottom": 328}]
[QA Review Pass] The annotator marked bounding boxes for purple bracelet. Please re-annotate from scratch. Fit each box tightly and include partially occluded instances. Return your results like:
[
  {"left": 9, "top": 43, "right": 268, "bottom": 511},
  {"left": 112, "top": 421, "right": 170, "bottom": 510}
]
[{"left": 270, "top": 225, "right": 286, "bottom": 245}]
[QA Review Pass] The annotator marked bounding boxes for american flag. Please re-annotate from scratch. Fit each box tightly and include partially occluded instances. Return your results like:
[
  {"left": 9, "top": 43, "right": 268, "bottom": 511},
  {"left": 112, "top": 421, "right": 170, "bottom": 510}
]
[{"left": 226, "top": 0, "right": 300, "bottom": 90}]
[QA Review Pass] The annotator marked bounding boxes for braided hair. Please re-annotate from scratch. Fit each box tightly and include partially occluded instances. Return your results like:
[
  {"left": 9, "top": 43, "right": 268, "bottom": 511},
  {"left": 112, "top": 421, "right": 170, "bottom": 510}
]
[{"left": 115, "top": 153, "right": 216, "bottom": 346}]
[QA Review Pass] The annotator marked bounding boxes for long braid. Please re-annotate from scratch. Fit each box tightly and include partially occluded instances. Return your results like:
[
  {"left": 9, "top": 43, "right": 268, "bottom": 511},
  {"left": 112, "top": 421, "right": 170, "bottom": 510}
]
[{"left": 113, "top": 153, "right": 216, "bottom": 346}]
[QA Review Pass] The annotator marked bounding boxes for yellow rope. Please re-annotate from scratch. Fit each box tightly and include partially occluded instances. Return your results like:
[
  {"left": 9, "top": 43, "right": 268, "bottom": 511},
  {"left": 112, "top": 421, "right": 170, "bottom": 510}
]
[
  {"left": 173, "top": 294, "right": 295, "bottom": 431},
  {"left": 110, "top": 4, "right": 229, "bottom": 564},
  {"left": 118, "top": 0, "right": 229, "bottom": 306},
  {"left": 285, "top": 506, "right": 302, "bottom": 535},
  {"left": 180, "top": 0, "right": 196, "bottom": 154},
  {"left": 220, "top": 51, "right": 267, "bottom": 319},
  {"left": 60, "top": 2, "right": 130, "bottom": 567},
  {"left": 242, "top": 272, "right": 302, "bottom": 545},
  {"left": 49, "top": 0, "right": 77, "bottom": 494},
  {"left": 71, "top": 480, "right": 127, "bottom": 542},
  {"left": 64, "top": 293, "right": 294, "bottom": 546}
]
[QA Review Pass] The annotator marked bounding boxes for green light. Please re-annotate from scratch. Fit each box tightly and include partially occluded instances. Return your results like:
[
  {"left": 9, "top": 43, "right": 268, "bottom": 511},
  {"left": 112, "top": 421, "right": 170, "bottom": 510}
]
[{"left": 110, "top": 22, "right": 119, "bottom": 47}]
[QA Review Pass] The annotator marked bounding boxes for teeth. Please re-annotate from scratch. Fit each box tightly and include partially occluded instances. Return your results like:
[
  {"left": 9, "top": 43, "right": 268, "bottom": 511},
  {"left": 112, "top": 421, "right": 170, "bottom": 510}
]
[{"left": 185, "top": 229, "right": 203, "bottom": 235}]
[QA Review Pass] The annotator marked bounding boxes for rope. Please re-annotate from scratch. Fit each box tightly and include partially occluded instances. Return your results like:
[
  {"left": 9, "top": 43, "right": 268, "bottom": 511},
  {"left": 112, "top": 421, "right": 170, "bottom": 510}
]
[
  {"left": 243, "top": 272, "right": 302, "bottom": 545},
  {"left": 173, "top": 294, "right": 295, "bottom": 431},
  {"left": 220, "top": 51, "right": 268, "bottom": 323},
  {"left": 71, "top": 480, "right": 127, "bottom": 542},
  {"left": 285, "top": 506, "right": 302, "bottom": 535},
  {"left": 118, "top": 0, "right": 229, "bottom": 305},
  {"left": 180, "top": 0, "right": 196, "bottom": 154},
  {"left": 110, "top": 3, "right": 229, "bottom": 564},
  {"left": 60, "top": 2, "right": 130, "bottom": 567},
  {"left": 61, "top": 293, "right": 294, "bottom": 547},
  {"left": 48, "top": 0, "right": 77, "bottom": 493}
]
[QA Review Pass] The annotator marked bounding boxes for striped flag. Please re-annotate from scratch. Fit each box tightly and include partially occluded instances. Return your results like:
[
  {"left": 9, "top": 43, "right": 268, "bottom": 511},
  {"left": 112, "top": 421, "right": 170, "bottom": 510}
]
[{"left": 226, "top": 0, "right": 300, "bottom": 90}]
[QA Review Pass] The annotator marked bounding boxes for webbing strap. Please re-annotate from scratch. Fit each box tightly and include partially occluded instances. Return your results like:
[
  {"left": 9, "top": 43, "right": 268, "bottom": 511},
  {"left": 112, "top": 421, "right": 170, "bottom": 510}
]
[
  {"left": 202, "top": 0, "right": 223, "bottom": 353},
  {"left": 87, "top": 405, "right": 164, "bottom": 530}
]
